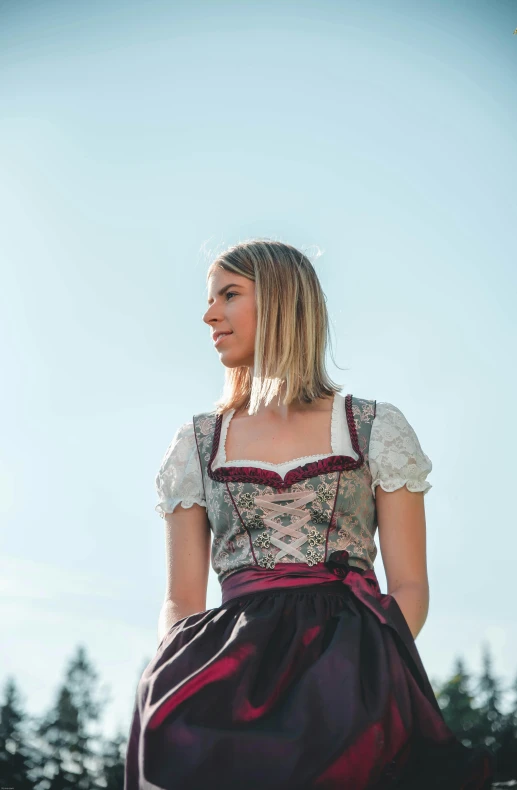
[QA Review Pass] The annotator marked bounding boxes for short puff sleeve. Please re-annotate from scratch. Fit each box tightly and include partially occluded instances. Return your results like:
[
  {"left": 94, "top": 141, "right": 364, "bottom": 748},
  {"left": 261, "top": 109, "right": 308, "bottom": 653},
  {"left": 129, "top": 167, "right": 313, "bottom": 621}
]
[
  {"left": 155, "top": 421, "right": 206, "bottom": 518},
  {"left": 368, "top": 402, "right": 432, "bottom": 497}
]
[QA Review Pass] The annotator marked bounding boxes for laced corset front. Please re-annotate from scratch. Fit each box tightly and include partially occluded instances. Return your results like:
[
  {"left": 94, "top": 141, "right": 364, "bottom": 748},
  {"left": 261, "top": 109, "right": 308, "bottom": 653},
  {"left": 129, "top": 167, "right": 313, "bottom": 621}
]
[{"left": 235, "top": 485, "right": 337, "bottom": 569}]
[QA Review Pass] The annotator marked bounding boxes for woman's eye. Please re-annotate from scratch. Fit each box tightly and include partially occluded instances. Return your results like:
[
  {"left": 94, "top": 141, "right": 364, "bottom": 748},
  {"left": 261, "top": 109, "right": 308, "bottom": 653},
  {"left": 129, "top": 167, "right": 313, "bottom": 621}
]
[{"left": 225, "top": 291, "right": 237, "bottom": 300}]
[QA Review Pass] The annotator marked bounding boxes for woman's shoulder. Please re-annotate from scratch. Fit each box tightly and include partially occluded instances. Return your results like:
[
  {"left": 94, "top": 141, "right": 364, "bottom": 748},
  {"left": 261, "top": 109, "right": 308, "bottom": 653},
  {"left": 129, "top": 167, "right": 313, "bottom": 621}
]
[
  {"left": 373, "top": 400, "right": 422, "bottom": 427},
  {"left": 156, "top": 420, "right": 197, "bottom": 472},
  {"left": 349, "top": 395, "right": 409, "bottom": 421},
  {"left": 348, "top": 394, "right": 377, "bottom": 424}
]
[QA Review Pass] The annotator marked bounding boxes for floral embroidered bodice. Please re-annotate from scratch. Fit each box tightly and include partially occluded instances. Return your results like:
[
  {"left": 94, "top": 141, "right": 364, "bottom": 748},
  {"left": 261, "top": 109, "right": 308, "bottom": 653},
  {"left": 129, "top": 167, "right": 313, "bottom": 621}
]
[
  {"left": 192, "top": 396, "right": 373, "bottom": 584},
  {"left": 155, "top": 394, "right": 433, "bottom": 586}
]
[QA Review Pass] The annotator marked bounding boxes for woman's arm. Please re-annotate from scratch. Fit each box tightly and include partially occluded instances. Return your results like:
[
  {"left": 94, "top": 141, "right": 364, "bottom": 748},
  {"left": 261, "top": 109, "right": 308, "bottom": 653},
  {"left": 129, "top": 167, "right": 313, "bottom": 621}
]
[
  {"left": 158, "top": 502, "right": 211, "bottom": 644},
  {"left": 376, "top": 486, "right": 430, "bottom": 640}
]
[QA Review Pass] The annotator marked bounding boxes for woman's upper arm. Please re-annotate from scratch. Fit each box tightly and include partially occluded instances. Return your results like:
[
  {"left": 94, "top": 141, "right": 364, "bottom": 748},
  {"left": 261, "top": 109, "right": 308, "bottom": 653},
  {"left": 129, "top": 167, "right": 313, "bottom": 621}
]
[
  {"left": 369, "top": 401, "right": 432, "bottom": 592},
  {"left": 376, "top": 486, "right": 428, "bottom": 593},
  {"left": 164, "top": 503, "right": 211, "bottom": 608},
  {"left": 154, "top": 420, "right": 210, "bottom": 607}
]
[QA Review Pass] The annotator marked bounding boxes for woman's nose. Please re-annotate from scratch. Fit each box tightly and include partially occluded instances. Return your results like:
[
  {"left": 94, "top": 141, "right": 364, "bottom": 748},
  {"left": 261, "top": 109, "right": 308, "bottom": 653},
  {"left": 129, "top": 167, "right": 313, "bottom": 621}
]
[{"left": 202, "top": 304, "right": 218, "bottom": 324}]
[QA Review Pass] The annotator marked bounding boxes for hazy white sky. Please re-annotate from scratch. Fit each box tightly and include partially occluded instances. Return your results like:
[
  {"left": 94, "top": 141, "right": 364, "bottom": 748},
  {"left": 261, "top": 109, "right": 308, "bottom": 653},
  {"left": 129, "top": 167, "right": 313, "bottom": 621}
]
[{"left": 1, "top": 0, "right": 516, "bottom": 739}]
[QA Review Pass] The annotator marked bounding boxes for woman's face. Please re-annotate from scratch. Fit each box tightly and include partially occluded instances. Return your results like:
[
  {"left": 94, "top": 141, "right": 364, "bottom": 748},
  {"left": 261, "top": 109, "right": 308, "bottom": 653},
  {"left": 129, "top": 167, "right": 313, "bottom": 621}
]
[{"left": 203, "top": 268, "right": 257, "bottom": 368}]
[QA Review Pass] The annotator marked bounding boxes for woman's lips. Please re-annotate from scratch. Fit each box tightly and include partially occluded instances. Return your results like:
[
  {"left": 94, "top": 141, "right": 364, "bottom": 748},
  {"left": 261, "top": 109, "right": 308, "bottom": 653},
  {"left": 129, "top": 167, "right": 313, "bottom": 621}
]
[{"left": 214, "top": 332, "right": 233, "bottom": 347}]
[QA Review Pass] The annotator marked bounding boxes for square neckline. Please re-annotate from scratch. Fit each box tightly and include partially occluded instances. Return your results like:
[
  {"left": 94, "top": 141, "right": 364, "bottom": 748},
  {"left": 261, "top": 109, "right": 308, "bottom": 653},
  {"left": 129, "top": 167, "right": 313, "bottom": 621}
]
[
  {"left": 218, "top": 392, "right": 341, "bottom": 470},
  {"left": 206, "top": 393, "right": 365, "bottom": 489}
]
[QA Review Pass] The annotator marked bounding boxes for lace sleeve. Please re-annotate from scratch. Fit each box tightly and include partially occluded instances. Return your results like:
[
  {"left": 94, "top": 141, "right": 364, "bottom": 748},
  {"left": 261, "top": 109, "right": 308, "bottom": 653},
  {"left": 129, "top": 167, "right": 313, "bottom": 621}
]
[
  {"left": 368, "top": 402, "right": 433, "bottom": 497},
  {"left": 154, "top": 421, "right": 207, "bottom": 518}
]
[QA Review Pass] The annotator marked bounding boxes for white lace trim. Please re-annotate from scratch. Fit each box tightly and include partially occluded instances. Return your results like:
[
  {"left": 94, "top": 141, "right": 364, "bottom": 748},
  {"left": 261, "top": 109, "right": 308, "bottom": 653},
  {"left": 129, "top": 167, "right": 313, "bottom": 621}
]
[
  {"left": 156, "top": 496, "right": 207, "bottom": 516},
  {"left": 372, "top": 478, "right": 432, "bottom": 495},
  {"left": 154, "top": 399, "right": 433, "bottom": 517},
  {"left": 332, "top": 392, "right": 349, "bottom": 460}
]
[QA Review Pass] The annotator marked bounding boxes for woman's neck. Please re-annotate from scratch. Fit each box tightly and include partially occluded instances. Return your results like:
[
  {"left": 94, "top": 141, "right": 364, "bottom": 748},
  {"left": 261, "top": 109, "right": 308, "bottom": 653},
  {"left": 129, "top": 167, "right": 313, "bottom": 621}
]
[{"left": 235, "top": 393, "right": 334, "bottom": 421}]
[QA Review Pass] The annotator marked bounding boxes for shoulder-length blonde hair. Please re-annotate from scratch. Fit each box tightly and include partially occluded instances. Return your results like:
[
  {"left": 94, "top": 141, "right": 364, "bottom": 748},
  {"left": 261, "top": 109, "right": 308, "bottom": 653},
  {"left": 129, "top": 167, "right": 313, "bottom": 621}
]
[{"left": 207, "top": 239, "right": 344, "bottom": 416}]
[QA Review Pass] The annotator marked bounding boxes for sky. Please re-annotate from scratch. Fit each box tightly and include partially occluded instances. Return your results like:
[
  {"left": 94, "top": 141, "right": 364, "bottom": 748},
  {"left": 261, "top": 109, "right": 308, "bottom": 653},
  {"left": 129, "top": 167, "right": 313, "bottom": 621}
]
[{"left": 1, "top": 0, "right": 516, "bottom": 741}]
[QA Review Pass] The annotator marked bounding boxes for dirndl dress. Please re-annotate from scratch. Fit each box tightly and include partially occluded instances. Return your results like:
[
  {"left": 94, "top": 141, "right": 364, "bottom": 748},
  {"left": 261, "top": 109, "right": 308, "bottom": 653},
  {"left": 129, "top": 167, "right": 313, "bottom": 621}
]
[{"left": 124, "top": 395, "right": 496, "bottom": 789}]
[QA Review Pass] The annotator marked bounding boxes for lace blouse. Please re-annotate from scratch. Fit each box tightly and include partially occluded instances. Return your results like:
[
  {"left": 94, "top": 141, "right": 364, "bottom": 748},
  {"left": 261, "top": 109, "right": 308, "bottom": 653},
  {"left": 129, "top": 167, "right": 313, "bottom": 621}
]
[{"left": 154, "top": 395, "right": 433, "bottom": 518}]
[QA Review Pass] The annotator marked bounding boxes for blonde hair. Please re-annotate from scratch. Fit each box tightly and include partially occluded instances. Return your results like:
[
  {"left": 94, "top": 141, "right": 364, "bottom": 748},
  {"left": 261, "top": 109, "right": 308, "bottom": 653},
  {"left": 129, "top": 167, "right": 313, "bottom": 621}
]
[{"left": 207, "top": 239, "right": 344, "bottom": 416}]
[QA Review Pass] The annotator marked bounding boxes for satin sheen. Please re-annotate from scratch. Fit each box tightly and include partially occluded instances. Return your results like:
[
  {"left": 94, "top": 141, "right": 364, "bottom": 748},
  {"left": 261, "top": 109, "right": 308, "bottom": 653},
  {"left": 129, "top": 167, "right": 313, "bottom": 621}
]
[{"left": 124, "top": 551, "right": 495, "bottom": 789}]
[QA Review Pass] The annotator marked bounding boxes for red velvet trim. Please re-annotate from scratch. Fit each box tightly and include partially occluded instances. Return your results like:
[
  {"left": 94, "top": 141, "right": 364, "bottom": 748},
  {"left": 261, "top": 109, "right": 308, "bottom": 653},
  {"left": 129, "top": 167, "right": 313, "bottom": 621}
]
[{"left": 207, "top": 393, "right": 364, "bottom": 489}]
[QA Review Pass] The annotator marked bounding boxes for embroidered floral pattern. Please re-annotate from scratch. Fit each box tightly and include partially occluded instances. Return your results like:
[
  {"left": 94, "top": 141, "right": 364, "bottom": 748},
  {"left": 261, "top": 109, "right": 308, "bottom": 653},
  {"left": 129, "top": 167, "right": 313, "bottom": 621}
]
[
  {"left": 247, "top": 513, "right": 265, "bottom": 530},
  {"left": 308, "top": 508, "right": 328, "bottom": 524},
  {"left": 307, "top": 528, "right": 325, "bottom": 547},
  {"left": 258, "top": 551, "right": 276, "bottom": 569},
  {"left": 255, "top": 532, "right": 271, "bottom": 549},
  {"left": 237, "top": 492, "right": 256, "bottom": 510},
  {"left": 307, "top": 546, "right": 325, "bottom": 566},
  {"left": 316, "top": 482, "right": 334, "bottom": 504}
]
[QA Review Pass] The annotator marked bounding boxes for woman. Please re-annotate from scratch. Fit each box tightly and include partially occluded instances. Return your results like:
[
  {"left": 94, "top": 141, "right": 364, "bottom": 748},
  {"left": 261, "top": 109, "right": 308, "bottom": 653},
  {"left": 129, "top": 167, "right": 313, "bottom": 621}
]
[{"left": 124, "top": 240, "right": 495, "bottom": 789}]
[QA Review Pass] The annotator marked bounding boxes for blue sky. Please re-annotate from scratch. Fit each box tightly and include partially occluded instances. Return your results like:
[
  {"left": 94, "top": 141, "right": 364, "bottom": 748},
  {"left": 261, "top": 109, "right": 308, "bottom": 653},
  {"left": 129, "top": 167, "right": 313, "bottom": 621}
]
[{"left": 1, "top": 0, "right": 516, "bottom": 739}]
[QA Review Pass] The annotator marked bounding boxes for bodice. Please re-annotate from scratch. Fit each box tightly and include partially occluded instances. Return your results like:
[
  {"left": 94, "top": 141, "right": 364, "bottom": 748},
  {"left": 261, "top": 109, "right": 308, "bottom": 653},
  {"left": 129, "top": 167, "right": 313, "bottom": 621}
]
[{"left": 193, "top": 394, "right": 378, "bottom": 586}]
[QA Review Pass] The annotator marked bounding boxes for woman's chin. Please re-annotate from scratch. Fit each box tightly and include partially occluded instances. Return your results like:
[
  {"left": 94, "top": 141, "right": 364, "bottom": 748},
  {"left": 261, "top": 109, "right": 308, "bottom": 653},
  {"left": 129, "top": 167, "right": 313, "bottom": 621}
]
[{"left": 218, "top": 351, "right": 253, "bottom": 368}]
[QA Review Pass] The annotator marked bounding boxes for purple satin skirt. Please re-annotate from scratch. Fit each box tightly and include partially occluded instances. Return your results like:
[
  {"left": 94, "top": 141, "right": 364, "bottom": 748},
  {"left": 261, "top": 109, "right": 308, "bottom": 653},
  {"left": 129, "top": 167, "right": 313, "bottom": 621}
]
[{"left": 124, "top": 550, "right": 495, "bottom": 789}]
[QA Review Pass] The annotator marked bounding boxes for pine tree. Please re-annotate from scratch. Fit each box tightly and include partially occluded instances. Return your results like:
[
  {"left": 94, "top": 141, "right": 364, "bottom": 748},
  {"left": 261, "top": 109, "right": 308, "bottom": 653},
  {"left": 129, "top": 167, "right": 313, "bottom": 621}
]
[
  {"left": 0, "top": 677, "right": 34, "bottom": 790},
  {"left": 30, "top": 644, "right": 111, "bottom": 790},
  {"left": 491, "top": 669, "right": 517, "bottom": 783},
  {"left": 472, "top": 641, "right": 506, "bottom": 759},
  {"left": 99, "top": 729, "right": 127, "bottom": 790},
  {"left": 435, "top": 656, "right": 485, "bottom": 748}
]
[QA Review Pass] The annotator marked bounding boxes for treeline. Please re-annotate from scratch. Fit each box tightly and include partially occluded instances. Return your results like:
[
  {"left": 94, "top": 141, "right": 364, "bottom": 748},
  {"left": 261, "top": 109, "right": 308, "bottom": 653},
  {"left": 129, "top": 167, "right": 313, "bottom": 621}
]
[
  {"left": 1, "top": 641, "right": 516, "bottom": 788},
  {"left": 433, "top": 641, "right": 517, "bottom": 786},
  {"left": 0, "top": 645, "right": 150, "bottom": 790}
]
